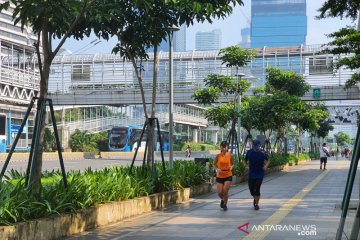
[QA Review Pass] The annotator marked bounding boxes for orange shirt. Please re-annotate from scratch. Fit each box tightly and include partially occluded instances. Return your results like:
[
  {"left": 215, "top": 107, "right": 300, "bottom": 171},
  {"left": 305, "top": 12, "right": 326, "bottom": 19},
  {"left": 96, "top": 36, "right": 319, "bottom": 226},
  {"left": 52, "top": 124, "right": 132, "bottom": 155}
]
[{"left": 216, "top": 152, "right": 232, "bottom": 178}]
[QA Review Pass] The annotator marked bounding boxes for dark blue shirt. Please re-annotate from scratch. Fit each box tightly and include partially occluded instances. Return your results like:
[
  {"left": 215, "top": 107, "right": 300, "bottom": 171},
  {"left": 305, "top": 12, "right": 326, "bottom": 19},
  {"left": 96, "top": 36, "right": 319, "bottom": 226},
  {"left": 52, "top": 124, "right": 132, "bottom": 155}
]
[{"left": 244, "top": 149, "right": 269, "bottom": 179}]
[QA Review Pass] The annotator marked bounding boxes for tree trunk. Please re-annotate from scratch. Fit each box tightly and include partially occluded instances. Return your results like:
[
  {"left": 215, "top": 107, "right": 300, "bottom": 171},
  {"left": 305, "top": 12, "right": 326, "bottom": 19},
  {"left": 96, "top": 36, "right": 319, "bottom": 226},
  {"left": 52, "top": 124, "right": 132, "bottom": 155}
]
[
  {"left": 283, "top": 129, "right": 288, "bottom": 155},
  {"left": 27, "top": 1, "right": 89, "bottom": 194},
  {"left": 274, "top": 127, "right": 281, "bottom": 153},
  {"left": 299, "top": 127, "right": 303, "bottom": 154},
  {"left": 31, "top": 30, "right": 52, "bottom": 194},
  {"left": 146, "top": 45, "right": 159, "bottom": 166},
  {"left": 295, "top": 124, "right": 300, "bottom": 156},
  {"left": 264, "top": 130, "right": 272, "bottom": 154}
]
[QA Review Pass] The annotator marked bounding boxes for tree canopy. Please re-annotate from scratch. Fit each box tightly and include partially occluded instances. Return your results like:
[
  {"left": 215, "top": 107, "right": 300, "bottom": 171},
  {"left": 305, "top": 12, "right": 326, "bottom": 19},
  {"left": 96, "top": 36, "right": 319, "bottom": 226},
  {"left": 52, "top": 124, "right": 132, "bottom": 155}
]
[
  {"left": 265, "top": 67, "right": 310, "bottom": 97},
  {"left": 317, "top": 0, "right": 360, "bottom": 88},
  {"left": 334, "top": 131, "right": 352, "bottom": 146},
  {"left": 317, "top": 0, "right": 360, "bottom": 21}
]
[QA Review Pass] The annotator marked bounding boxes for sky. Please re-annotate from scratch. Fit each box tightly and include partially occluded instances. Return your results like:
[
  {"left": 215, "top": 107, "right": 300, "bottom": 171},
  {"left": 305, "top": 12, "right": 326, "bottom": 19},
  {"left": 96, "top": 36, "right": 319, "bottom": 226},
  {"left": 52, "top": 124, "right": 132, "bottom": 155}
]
[{"left": 58, "top": 0, "right": 355, "bottom": 55}]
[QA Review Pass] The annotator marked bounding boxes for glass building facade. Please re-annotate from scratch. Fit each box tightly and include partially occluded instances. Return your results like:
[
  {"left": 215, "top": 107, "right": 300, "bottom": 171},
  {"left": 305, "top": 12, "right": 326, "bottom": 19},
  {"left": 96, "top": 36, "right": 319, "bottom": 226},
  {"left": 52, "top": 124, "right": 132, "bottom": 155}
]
[
  {"left": 148, "top": 25, "right": 186, "bottom": 52},
  {"left": 195, "top": 29, "right": 221, "bottom": 51},
  {"left": 251, "top": 0, "right": 307, "bottom": 48}
]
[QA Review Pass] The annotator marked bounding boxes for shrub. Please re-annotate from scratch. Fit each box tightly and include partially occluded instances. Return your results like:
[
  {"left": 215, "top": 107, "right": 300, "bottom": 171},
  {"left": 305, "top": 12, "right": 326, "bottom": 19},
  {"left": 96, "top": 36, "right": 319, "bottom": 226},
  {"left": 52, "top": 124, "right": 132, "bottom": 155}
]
[
  {"left": 232, "top": 160, "right": 245, "bottom": 177},
  {"left": 181, "top": 142, "right": 216, "bottom": 151},
  {"left": 0, "top": 161, "right": 209, "bottom": 226}
]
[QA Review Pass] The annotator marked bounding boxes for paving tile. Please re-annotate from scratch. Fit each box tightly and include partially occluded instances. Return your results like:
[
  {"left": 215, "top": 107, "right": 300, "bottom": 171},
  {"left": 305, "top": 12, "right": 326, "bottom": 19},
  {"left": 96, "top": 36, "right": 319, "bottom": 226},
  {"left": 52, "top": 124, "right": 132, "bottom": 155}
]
[{"left": 66, "top": 159, "right": 358, "bottom": 240}]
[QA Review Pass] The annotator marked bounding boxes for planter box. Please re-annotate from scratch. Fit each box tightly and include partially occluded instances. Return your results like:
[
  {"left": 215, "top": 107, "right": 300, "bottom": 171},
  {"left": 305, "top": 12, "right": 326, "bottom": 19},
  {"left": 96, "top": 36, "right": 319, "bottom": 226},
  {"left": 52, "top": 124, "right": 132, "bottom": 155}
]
[{"left": 0, "top": 183, "right": 211, "bottom": 240}]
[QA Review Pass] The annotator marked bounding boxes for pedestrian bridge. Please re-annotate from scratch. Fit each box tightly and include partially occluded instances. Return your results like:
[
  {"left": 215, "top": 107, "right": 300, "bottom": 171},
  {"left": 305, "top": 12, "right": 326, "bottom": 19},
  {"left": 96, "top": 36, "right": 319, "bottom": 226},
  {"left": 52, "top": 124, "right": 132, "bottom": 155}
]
[
  {"left": 1, "top": 44, "right": 359, "bottom": 105},
  {"left": 46, "top": 44, "right": 359, "bottom": 105}
]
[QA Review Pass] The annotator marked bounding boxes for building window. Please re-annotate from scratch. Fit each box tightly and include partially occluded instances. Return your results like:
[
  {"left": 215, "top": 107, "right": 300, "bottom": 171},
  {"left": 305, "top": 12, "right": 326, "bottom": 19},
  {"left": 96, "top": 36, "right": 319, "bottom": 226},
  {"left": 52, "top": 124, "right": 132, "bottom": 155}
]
[
  {"left": 72, "top": 64, "right": 91, "bottom": 81},
  {"left": 309, "top": 57, "right": 333, "bottom": 75}
]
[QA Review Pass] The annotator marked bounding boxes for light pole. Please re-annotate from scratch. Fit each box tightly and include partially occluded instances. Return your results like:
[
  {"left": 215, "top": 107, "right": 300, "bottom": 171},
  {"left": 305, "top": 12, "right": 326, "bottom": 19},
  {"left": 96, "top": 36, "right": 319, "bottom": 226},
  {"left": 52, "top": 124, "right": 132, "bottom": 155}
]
[
  {"left": 236, "top": 73, "right": 245, "bottom": 146},
  {"left": 168, "top": 26, "right": 179, "bottom": 169}
]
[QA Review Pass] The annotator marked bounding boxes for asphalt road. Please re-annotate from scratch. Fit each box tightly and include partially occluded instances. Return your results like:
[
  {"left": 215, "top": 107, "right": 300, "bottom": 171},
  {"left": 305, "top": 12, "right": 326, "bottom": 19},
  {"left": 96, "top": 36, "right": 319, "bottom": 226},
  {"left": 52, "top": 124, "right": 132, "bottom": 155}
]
[{"left": 0, "top": 152, "right": 215, "bottom": 175}]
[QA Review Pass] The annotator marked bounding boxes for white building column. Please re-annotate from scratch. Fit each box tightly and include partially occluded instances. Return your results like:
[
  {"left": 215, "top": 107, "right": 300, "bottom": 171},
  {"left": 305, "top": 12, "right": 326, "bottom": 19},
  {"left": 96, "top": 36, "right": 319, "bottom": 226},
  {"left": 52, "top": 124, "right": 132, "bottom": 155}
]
[
  {"left": 211, "top": 131, "right": 218, "bottom": 145},
  {"left": 192, "top": 128, "right": 198, "bottom": 143}
]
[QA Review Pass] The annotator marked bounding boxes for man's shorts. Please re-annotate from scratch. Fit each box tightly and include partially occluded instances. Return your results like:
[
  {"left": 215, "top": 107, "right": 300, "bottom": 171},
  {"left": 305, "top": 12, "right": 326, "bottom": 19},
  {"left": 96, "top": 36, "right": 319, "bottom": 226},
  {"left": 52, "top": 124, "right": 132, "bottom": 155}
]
[
  {"left": 320, "top": 157, "right": 327, "bottom": 163},
  {"left": 216, "top": 176, "right": 233, "bottom": 184}
]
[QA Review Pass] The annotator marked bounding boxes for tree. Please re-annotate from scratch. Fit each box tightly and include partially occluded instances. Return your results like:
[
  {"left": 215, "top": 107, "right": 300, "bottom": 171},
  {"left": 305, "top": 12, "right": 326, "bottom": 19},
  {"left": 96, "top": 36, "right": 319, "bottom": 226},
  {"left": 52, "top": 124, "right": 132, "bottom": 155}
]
[
  {"left": 193, "top": 74, "right": 251, "bottom": 151},
  {"left": 89, "top": 0, "right": 244, "bottom": 167},
  {"left": 192, "top": 46, "right": 256, "bottom": 154},
  {"left": 325, "top": 28, "right": 360, "bottom": 88},
  {"left": 317, "top": 0, "right": 360, "bottom": 21},
  {"left": 334, "top": 131, "right": 352, "bottom": 147},
  {"left": 316, "top": 120, "right": 334, "bottom": 139},
  {"left": 0, "top": 0, "right": 93, "bottom": 193},
  {"left": 317, "top": 0, "right": 360, "bottom": 88},
  {"left": 265, "top": 67, "right": 310, "bottom": 97},
  {"left": 291, "top": 102, "right": 329, "bottom": 155},
  {"left": 264, "top": 67, "right": 311, "bottom": 154},
  {"left": 0, "top": 0, "right": 245, "bottom": 188}
]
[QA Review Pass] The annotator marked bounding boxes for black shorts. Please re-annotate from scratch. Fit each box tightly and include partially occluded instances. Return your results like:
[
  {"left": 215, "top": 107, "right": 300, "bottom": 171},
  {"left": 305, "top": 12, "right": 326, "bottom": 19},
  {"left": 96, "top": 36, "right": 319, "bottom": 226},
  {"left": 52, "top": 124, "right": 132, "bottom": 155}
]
[
  {"left": 320, "top": 157, "right": 327, "bottom": 163},
  {"left": 216, "top": 176, "right": 233, "bottom": 184},
  {"left": 248, "top": 178, "right": 263, "bottom": 196}
]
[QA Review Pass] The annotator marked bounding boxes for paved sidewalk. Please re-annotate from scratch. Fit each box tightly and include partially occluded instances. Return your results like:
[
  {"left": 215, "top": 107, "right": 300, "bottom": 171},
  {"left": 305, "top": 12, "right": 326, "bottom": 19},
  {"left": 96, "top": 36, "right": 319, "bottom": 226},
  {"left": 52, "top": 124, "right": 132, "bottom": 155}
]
[{"left": 66, "top": 159, "right": 358, "bottom": 240}]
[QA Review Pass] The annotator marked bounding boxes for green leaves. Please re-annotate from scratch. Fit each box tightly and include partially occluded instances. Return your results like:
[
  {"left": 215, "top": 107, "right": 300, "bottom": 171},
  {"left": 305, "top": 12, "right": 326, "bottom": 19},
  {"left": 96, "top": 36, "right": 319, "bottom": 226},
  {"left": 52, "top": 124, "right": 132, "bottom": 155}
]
[
  {"left": 204, "top": 103, "right": 238, "bottom": 128},
  {"left": 266, "top": 67, "right": 310, "bottom": 97},
  {"left": 317, "top": 0, "right": 360, "bottom": 21},
  {"left": 0, "top": 162, "right": 208, "bottom": 225},
  {"left": 317, "top": 1, "right": 360, "bottom": 88},
  {"left": 193, "top": 87, "right": 221, "bottom": 104},
  {"left": 219, "top": 46, "right": 257, "bottom": 68},
  {"left": 334, "top": 131, "right": 352, "bottom": 146}
]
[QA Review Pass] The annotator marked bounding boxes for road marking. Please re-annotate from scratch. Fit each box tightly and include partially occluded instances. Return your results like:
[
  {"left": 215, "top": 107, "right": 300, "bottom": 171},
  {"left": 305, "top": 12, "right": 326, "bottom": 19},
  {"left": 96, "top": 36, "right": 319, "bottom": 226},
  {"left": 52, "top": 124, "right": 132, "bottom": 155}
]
[{"left": 244, "top": 161, "right": 345, "bottom": 239}]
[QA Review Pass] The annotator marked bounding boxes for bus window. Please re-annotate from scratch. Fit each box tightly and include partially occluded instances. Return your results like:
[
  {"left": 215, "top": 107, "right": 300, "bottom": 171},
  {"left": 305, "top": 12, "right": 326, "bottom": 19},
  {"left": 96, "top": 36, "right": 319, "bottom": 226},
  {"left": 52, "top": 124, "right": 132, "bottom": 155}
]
[{"left": 109, "top": 127, "right": 128, "bottom": 150}]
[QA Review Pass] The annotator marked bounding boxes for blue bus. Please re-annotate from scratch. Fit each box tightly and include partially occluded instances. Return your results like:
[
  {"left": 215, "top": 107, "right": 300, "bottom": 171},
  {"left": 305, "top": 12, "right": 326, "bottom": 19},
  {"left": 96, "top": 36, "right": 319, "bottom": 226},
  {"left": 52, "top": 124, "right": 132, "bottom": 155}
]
[
  {"left": 108, "top": 126, "right": 170, "bottom": 152},
  {"left": 0, "top": 114, "right": 6, "bottom": 153}
]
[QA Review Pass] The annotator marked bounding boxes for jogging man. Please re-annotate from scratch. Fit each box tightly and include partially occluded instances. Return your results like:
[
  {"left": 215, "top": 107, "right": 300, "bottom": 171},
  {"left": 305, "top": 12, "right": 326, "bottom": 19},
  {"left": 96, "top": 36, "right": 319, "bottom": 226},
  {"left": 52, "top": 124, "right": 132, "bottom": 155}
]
[{"left": 245, "top": 139, "right": 269, "bottom": 210}]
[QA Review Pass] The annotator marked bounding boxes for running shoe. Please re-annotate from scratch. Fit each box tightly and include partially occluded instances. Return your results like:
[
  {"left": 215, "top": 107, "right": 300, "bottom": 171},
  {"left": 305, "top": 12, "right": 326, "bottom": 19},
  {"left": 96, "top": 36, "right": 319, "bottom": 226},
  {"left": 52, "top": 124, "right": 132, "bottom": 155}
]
[
  {"left": 223, "top": 204, "right": 228, "bottom": 211},
  {"left": 254, "top": 204, "right": 260, "bottom": 210}
]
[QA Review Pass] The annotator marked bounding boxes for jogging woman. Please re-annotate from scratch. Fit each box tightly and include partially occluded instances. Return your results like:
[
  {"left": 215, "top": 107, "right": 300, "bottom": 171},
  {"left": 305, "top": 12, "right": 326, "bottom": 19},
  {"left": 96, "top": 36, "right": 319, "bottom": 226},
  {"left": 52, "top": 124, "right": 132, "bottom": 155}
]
[{"left": 213, "top": 141, "right": 234, "bottom": 211}]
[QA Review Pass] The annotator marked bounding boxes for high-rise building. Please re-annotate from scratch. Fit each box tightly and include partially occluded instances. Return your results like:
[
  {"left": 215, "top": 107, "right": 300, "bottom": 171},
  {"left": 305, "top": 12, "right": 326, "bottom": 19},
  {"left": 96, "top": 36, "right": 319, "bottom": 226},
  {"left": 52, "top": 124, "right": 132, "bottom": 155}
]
[
  {"left": 251, "top": 0, "right": 307, "bottom": 48},
  {"left": 174, "top": 24, "right": 186, "bottom": 52},
  {"left": 148, "top": 25, "right": 186, "bottom": 52},
  {"left": 195, "top": 29, "right": 221, "bottom": 51}
]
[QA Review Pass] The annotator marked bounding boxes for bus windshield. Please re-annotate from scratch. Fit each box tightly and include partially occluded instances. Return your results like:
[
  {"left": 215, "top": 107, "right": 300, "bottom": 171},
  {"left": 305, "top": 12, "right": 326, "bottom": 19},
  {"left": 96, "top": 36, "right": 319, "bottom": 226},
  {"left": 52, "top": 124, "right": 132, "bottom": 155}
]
[{"left": 109, "top": 128, "right": 128, "bottom": 149}]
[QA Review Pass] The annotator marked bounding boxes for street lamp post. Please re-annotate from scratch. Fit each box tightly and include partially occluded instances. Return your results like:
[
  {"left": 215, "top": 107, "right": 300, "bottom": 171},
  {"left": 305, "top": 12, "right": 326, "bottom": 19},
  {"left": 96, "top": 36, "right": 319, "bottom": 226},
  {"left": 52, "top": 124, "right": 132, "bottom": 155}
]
[{"left": 168, "top": 26, "right": 179, "bottom": 169}]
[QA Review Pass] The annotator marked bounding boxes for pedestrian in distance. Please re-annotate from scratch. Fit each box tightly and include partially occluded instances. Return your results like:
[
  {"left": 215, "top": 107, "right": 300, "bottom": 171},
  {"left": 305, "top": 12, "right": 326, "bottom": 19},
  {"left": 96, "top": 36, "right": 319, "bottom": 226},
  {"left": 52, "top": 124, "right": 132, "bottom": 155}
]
[
  {"left": 213, "top": 140, "right": 234, "bottom": 211},
  {"left": 185, "top": 145, "right": 192, "bottom": 158},
  {"left": 320, "top": 143, "right": 330, "bottom": 170},
  {"left": 244, "top": 139, "right": 269, "bottom": 210}
]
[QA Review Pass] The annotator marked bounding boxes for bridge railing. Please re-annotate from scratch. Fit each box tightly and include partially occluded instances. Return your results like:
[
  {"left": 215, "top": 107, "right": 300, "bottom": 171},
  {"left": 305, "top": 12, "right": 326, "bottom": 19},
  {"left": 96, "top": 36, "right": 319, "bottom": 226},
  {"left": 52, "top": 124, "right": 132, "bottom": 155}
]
[
  {"left": 0, "top": 64, "right": 40, "bottom": 90},
  {"left": 48, "top": 44, "right": 356, "bottom": 96},
  {"left": 57, "top": 116, "right": 145, "bottom": 134}
]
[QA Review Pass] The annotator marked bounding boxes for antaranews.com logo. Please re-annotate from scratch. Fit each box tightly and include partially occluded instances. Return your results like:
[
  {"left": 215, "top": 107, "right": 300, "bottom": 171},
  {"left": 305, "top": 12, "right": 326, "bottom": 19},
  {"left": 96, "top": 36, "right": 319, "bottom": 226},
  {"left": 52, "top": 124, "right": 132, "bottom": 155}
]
[{"left": 238, "top": 222, "right": 317, "bottom": 236}]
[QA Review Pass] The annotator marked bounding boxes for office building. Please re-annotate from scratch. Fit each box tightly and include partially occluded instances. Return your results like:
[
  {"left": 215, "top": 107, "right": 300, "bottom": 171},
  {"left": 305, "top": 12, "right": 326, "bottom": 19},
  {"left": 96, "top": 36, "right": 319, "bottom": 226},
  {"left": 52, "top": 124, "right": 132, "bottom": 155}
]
[
  {"left": 195, "top": 29, "right": 221, "bottom": 51},
  {"left": 251, "top": 0, "right": 307, "bottom": 48},
  {"left": 148, "top": 25, "right": 186, "bottom": 52},
  {"left": 174, "top": 24, "right": 186, "bottom": 52},
  {"left": 0, "top": 8, "right": 38, "bottom": 151}
]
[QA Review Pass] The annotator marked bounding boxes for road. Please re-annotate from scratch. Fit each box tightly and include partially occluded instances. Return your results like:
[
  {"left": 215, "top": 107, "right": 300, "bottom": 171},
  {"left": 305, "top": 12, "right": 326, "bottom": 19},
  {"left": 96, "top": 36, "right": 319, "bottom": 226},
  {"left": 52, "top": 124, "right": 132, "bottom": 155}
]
[{"left": 0, "top": 152, "right": 215, "bottom": 175}]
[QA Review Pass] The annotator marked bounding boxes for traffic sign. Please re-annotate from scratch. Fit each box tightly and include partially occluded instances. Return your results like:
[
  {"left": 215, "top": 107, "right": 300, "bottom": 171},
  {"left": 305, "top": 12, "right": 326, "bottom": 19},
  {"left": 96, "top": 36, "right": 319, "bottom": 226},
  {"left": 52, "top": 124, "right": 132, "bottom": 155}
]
[{"left": 313, "top": 88, "right": 321, "bottom": 99}]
